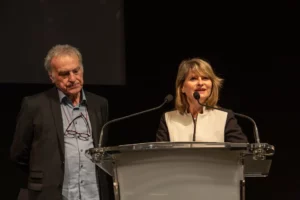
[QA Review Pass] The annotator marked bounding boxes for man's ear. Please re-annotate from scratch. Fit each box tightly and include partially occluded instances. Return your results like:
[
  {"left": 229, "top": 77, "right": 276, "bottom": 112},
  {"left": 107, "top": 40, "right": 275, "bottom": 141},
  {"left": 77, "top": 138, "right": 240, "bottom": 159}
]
[{"left": 49, "top": 73, "right": 54, "bottom": 83}]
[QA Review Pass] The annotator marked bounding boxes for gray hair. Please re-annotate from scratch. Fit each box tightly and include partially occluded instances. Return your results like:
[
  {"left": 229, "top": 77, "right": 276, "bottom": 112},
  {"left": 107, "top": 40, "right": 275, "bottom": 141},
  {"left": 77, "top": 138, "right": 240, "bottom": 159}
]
[{"left": 44, "top": 44, "right": 83, "bottom": 72}]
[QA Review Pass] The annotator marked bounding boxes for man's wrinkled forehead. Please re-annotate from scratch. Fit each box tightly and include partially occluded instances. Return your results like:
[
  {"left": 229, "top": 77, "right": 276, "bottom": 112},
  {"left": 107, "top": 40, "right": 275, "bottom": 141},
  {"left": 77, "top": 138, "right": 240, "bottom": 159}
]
[{"left": 51, "top": 54, "right": 81, "bottom": 66}]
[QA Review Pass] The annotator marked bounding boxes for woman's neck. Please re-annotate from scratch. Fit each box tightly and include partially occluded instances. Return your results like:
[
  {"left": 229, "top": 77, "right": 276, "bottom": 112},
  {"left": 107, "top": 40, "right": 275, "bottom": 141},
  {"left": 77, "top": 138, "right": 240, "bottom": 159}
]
[{"left": 188, "top": 103, "right": 203, "bottom": 118}]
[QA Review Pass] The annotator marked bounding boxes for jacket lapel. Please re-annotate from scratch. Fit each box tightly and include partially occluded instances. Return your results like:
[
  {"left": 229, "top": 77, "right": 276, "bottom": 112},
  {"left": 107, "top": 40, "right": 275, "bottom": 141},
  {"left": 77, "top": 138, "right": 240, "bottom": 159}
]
[
  {"left": 88, "top": 109, "right": 99, "bottom": 147},
  {"left": 48, "top": 87, "right": 65, "bottom": 156},
  {"left": 86, "top": 93, "right": 100, "bottom": 147},
  {"left": 48, "top": 89, "right": 101, "bottom": 155}
]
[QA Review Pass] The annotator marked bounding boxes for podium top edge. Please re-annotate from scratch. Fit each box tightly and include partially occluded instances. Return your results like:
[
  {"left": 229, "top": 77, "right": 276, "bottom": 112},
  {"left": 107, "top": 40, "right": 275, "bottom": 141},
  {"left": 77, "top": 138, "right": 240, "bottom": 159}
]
[{"left": 87, "top": 142, "right": 274, "bottom": 154}]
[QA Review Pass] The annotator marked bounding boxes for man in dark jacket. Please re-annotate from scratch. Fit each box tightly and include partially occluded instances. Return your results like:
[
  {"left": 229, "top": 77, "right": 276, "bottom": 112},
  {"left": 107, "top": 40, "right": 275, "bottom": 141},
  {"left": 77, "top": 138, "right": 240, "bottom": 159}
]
[{"left": 11, "top": 44, "right": 113, "bottom": 200}]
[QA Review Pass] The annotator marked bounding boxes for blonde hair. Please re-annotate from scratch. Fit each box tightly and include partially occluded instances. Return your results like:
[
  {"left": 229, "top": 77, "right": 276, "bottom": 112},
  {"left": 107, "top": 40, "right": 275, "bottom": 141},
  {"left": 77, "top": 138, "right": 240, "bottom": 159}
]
[
  {"left": 44, "top": 44, "right": 83, "bottom": 72},
  {"left": 175, "top": 58, "right": 224, "bottom": 114}
]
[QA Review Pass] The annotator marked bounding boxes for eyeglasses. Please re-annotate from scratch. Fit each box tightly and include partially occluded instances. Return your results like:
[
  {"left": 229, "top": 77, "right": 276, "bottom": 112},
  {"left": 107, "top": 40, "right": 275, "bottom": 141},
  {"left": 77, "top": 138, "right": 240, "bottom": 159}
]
[{"left": 64, "top": 112, "right": 91, "bottom": 141}]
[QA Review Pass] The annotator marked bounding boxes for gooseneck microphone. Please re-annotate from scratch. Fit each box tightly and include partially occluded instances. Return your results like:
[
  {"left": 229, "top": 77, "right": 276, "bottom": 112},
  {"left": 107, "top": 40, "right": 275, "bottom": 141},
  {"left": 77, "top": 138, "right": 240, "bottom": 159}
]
[
  {"left": 98, "top": 94, "right": 174, "bottom": 147},
  {"left": 193, "top": 91, "right": 261, "bottom": 145},
  {"left": 193, "top": 91, "right": 267, "bottom": 160}
]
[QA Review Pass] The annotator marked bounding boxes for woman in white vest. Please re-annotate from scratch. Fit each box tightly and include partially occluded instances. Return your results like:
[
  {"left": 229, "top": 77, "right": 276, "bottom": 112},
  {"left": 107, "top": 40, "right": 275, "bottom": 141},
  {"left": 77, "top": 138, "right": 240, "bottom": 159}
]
[{"left": 156, "top": 58, "right": 248, "bottom": 143}]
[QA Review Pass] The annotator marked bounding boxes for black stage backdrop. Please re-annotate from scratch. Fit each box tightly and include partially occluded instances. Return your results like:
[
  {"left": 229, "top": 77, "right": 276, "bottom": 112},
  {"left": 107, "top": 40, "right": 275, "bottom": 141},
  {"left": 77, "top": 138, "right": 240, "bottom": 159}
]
[{"left": 1, "top": 1, "right": 299, "bottom": 199}]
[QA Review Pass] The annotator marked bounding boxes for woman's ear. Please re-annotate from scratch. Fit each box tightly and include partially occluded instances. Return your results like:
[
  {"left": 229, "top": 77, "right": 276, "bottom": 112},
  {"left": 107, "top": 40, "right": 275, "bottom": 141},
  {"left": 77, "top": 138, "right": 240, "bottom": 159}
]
[{"left": 181, "top": 86, "right": 185, "bottom": 93}]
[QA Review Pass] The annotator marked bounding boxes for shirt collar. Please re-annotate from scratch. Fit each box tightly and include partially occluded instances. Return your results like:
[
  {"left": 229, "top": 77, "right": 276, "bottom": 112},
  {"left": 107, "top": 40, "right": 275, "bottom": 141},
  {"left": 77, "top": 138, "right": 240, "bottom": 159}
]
[
  {"left": 184, "top": 106, "right": 208, "bottom": 116},
  {"left": 57, "top": 88, "right": 87, "bottom": 105}
]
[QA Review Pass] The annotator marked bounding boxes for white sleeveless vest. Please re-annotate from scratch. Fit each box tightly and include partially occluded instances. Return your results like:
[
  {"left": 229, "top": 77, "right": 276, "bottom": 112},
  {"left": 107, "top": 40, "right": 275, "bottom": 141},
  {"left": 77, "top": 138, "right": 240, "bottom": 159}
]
[{"left": 165, "top": 108, "right": 228, "bottom": 142}]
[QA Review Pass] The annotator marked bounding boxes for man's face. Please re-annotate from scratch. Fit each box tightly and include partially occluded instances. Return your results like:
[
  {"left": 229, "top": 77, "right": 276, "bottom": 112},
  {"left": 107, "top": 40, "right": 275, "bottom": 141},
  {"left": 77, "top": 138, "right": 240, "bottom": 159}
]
[{"left": 49, "top": 54, "right": 84, "bottom": 97}]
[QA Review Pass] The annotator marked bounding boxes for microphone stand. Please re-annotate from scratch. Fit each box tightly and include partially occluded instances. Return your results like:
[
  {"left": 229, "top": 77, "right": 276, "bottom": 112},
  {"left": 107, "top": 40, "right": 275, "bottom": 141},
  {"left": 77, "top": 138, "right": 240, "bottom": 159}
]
[
  {"left": 193, "top": 92, "right": 267, "bottom": 160},
  {"left": 98, "top": 95, "right": 173, "bottom": 148}
]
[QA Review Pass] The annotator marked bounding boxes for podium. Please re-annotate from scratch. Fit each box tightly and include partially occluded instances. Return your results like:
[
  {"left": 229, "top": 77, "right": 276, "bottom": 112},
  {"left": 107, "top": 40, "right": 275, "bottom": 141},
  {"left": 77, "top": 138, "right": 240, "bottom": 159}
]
[{"left": 85, "top": 142, "right": 274, "bottom": 200}]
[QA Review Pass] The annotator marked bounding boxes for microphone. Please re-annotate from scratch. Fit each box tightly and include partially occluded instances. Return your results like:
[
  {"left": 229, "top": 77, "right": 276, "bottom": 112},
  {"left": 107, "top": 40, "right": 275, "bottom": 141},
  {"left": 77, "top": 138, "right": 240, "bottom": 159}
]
[
  {"left": 193, "top": 91, "right": 265, "bottom": 160},
  {"left": 98, "top": 94, "right": 174, "bottom": 147}
]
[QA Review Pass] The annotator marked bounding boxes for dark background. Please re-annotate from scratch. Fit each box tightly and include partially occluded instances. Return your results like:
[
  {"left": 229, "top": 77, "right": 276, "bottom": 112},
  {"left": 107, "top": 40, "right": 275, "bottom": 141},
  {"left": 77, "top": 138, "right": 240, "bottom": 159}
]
[
  {"left": 1, "top": 1, "right": 299, "bottom": 199},
  {"left": 0, "top": 0, "right": 125, "bottom": 85}
]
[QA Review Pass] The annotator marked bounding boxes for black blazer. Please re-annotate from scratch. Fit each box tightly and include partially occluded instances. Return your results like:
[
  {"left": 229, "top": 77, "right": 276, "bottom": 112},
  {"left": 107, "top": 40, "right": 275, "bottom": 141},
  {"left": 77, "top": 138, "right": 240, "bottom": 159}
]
[{"left": 10, "top": 87, "right": 113, "bottom": 200}]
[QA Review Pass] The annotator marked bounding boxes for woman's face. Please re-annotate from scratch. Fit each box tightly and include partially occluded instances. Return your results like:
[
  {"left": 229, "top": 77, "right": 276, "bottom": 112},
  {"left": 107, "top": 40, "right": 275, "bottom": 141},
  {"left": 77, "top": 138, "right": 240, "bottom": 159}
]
[{"left": 181, "top": 69, "right": 212, "bottom": 105}]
